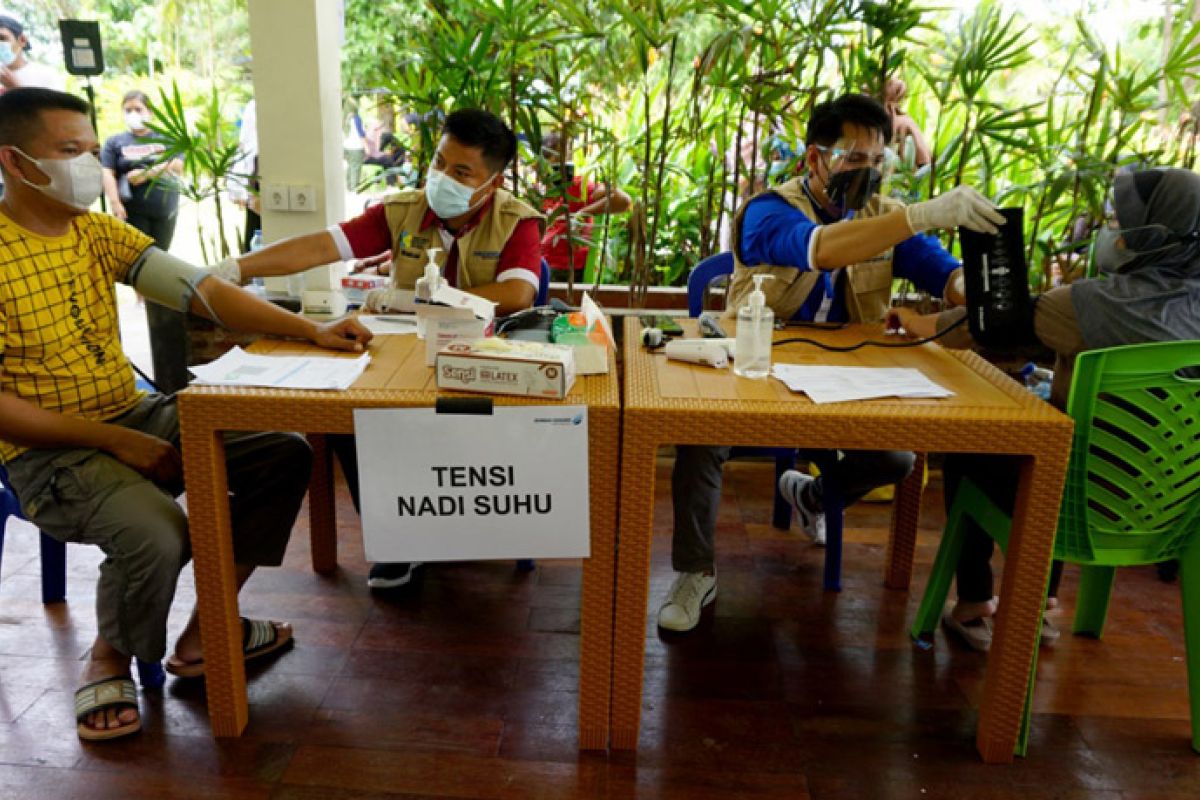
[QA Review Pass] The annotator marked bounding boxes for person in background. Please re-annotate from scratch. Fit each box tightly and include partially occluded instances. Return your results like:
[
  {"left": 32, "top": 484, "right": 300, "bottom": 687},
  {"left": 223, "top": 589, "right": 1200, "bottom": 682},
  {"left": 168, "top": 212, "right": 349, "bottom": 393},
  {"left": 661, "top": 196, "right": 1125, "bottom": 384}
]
[
  {"left": 101, "top": 89, "right": 188, "bottom": 393},
  {"left": 101, "top": 90, "right": 183, "bottom": 249},
  {"left": 344, "top": 98, "right": 366, "bottom": 191},
  {"left": 0, "top": 88, "right": 372, "bottom": 742},
  {"left": 0, "top": 14, "right": 64, "bottom": 199},
  {"left": 0, "top": 14, "right": 63, "bottom": 94},
  {"left": 883, "top": 77, "right": 931, "bottom": 170},
  {"left": 363, "top": 102, "right": 406, "bottom": 187},
  {"left": 538, "top": 132, "right": 631, "bottom": 281},
  {"left": 228, "top": 97, "right": 259, "bottom": 254}
]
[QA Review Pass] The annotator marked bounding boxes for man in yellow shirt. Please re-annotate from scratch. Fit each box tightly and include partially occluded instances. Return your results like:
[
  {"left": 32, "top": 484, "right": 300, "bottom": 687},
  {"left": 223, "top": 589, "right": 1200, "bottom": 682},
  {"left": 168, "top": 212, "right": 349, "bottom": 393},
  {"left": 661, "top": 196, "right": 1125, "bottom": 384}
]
[{"left": 0, "top": 88, "right": 372, "bottom": 741}]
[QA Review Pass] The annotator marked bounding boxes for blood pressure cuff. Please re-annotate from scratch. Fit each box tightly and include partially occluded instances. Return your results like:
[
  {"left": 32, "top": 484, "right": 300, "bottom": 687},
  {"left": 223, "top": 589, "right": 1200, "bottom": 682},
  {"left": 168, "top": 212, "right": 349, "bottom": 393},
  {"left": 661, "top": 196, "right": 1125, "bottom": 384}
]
[{"left": 126, "top": 246, "right": 214, "bottom": 313}]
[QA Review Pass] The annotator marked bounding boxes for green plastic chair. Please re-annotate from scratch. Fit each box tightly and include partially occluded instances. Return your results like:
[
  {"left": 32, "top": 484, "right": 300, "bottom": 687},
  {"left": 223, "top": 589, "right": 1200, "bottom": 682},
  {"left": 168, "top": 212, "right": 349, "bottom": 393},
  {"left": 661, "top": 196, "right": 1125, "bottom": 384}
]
[{"left": 911, "top": 339, "right": 1200, "bottom": 755}]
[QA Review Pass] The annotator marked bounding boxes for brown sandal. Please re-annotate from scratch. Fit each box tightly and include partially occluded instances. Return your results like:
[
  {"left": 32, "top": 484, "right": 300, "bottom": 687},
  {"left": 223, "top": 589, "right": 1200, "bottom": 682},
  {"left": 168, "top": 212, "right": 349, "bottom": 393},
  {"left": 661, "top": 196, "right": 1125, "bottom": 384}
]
[{"left": 75, "top": 677, "right": 141, "bottom": 741}]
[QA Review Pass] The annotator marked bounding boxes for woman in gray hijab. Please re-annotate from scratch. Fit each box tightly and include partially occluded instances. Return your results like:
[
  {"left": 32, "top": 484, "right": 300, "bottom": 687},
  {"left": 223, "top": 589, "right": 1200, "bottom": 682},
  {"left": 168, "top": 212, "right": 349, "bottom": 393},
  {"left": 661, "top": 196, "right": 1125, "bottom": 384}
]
[
  {"left": 935, "top": 166, "right": 1200, "bottom": 651},
  {"left": 1039, "top": 166, "right": 1200, "bottom": 406}
]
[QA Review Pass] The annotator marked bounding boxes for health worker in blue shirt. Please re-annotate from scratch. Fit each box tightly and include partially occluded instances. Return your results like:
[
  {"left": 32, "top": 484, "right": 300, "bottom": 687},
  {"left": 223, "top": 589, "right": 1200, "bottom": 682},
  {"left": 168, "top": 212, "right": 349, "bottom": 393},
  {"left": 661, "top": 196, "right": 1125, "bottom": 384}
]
[{"left": 658, "top": 93, "right": 1006, "bottom": 633}]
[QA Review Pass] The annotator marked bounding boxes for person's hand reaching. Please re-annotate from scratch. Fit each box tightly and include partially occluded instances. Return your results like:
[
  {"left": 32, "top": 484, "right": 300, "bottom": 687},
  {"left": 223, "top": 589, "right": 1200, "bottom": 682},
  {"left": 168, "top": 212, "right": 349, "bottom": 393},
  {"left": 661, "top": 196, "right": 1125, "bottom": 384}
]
[
  {"left": 309, "top": 317, "right": 373, "bottom": 352},
  {"left": 905, "top": 185, "right": 1005, "bottom": 235}
]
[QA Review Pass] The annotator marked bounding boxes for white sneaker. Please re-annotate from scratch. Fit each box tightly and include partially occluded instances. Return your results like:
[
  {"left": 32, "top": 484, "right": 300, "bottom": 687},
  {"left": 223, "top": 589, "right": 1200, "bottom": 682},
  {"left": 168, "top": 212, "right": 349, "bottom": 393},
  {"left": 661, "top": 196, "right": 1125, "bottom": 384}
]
[
  {"left": 778, "top": 470, "right": 826, "bottom": 546},
  {"left": 656, "top": 571, "right": 717, "bottom": 632}
]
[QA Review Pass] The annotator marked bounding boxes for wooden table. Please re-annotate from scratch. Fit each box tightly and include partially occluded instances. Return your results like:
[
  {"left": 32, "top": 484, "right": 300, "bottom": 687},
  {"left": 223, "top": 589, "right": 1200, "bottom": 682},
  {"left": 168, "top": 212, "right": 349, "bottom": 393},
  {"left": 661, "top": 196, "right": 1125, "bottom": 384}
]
[
  {"left": 177, "top": 334, "right": 620, "bottom": 749},
  {"left": 612, "top": 318, "right": 1073, "bottom": 763}
]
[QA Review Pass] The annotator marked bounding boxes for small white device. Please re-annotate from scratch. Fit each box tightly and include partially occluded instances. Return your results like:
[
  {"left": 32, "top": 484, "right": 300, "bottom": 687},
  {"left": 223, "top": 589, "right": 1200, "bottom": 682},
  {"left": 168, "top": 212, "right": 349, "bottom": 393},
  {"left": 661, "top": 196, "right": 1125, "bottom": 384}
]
[
  {"left": 664, "top": 338, "right": 734, "bottom": 369},
  {"left": 302, "top": 289, "right": 348, "bottom": 316}
]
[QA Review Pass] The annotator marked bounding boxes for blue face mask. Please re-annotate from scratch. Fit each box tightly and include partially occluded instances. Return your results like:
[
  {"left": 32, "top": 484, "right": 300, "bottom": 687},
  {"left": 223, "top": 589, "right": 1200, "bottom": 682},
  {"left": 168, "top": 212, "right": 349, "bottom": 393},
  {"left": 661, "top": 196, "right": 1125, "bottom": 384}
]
[
  {"left": 425, "top": 167, "right": 494, "bottom": 220},
  {"left": 0, "top": 42, "right": 17, "bottom": 67}
]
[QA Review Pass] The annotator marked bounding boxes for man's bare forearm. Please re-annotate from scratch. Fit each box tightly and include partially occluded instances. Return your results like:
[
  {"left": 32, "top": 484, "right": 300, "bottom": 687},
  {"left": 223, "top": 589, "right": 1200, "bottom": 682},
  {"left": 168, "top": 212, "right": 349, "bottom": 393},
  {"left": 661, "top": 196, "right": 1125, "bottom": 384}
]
[
  {"left": 236, "top": 230, "right": 341, "bottom": 279},
  {"left": 190, "top": 276, "right": 319, "bottom": 340},
  {"left": 0, "top": 392, "right": 126, "bottom": 452},
  {"left": 467, "top": 280, "right": 536, "bottom": 316}
]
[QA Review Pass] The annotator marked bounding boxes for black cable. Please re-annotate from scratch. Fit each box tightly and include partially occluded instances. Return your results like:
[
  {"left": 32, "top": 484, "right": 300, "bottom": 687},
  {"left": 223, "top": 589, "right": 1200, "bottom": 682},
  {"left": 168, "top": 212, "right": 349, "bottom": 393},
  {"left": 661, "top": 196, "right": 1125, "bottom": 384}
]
[
  {"left": 779, "top": 320, "right": 848, "bottom": 330},
  {"left": 130, "top": 361, "right": 163, "bottom": 394},
  {"left": 772, "top": 313, "right": 967, "bottom": 352}
]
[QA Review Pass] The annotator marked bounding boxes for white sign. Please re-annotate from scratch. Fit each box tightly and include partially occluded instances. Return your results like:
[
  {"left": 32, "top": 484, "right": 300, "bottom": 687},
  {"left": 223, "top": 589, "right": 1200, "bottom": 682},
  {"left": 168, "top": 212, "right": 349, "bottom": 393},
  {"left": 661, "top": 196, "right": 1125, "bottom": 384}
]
[{"left": 353, "top": 406, "right": 590, "bottom": 562}]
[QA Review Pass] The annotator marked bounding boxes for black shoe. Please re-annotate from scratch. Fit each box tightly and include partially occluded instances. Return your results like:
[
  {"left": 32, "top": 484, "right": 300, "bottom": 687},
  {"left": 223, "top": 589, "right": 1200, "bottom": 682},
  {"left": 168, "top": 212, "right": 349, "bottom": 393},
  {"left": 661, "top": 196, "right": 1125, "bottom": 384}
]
[{"left": 367, "top": 562, "right": 422, "bottom": 589}]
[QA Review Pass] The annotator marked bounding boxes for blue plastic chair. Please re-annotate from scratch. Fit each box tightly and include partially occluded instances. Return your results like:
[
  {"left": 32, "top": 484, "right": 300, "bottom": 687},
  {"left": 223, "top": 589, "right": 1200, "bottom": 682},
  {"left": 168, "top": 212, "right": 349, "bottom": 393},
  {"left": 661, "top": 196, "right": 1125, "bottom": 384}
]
[
  {"left": 686, "top": 252, "right": 735, "bottom": 318},
  {"left": 685, "top": 254, "right": 851, "bottom": 589},
  {"left": 0, "top": 467, "right": 166, "bottom": 689},
  {"left": 536, "top": 259, "right": 550, "bottom": 307}
]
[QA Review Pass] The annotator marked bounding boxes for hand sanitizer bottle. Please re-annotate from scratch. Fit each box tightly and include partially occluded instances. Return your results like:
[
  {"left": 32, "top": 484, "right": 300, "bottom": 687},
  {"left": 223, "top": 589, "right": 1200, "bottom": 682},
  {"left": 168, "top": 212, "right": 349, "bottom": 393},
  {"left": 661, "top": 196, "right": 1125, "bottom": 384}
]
[
  {"left": 734, "top": 274, "right": 774, "bottom": 379},
  {"left": 415, "top": 247, "right": 443, "bottom": 337}
]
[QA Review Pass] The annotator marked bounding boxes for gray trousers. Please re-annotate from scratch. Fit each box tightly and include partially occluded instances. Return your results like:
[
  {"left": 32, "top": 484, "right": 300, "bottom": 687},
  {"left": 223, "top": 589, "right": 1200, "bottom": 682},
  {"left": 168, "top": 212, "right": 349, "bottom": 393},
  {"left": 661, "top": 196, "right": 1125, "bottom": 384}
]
[
  {"left": 671, "top": 446, "right": 916, "bottom": 573},
  {"left": 5, "top": 394, "right": 311, "bottom": 662}
]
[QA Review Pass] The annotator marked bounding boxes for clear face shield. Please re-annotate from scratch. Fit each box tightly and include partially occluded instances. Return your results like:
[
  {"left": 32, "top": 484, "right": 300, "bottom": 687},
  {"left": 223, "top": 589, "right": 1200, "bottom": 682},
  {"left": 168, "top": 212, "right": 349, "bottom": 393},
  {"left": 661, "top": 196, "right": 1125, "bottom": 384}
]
[{"left": 814, "top": 138, "right": 887, "bottom": 213}]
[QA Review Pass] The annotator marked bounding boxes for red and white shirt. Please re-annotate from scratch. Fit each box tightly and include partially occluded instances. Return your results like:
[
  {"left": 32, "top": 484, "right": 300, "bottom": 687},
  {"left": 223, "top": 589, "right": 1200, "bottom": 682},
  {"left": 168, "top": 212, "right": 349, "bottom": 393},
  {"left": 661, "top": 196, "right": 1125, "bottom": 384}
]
[{"left": 329, "top": 197, "right": 540, "bottom": 291}]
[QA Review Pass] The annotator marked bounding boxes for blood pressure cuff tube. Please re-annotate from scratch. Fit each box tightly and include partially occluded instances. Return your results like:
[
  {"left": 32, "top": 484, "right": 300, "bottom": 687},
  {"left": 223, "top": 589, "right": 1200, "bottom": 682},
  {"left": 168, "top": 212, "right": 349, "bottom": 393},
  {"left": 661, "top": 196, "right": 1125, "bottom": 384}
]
[{"left": 126, "top": 246, "right": 214, "bottom": 312}]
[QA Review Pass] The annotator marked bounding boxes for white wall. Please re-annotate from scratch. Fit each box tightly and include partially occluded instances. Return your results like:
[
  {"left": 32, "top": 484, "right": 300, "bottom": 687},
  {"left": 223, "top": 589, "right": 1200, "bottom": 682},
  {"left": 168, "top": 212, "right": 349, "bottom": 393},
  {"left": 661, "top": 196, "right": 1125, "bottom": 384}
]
[{"left": 247, "top": 0, "right": 345, "bottom": 293}]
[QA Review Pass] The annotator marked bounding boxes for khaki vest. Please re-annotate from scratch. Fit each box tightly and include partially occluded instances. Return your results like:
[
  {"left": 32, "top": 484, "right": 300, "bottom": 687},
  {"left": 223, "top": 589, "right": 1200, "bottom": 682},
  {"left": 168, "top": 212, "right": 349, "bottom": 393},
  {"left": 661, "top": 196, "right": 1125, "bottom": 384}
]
[
  {"left": 725, "top": 177, "right": 904, "bottom": 322},
  {"left": 381, "top": 188, "right": 543, "bottom": 290}
]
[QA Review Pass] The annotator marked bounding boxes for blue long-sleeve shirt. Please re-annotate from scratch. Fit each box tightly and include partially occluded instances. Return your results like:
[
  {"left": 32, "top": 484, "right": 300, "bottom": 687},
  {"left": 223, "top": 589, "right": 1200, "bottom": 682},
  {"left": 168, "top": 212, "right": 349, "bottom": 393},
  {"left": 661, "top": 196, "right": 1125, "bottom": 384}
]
[{"left": 738, "top": 189, "right": 960, "bottom": 322}]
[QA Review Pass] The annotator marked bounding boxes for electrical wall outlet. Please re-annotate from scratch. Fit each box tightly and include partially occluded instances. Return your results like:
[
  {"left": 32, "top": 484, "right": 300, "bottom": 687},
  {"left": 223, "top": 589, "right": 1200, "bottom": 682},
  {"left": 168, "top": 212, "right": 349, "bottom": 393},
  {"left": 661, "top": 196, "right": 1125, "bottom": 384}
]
[
  {"left": 263, "top": 182, "right": 290, "bottom": 211},
  {"left": 289, "top": 184, "right": 316, "bottom": 212}
]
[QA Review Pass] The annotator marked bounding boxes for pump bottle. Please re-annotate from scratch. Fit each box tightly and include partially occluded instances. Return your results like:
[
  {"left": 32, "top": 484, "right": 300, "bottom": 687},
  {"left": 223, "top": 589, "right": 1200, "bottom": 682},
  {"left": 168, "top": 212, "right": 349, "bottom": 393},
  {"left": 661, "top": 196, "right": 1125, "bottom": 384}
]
[
  {"left": 415, "top": 247, "right": 443, "bottom": 337},
  {"left": 734, "top": 274, "right": 774, "bottom": 379}
]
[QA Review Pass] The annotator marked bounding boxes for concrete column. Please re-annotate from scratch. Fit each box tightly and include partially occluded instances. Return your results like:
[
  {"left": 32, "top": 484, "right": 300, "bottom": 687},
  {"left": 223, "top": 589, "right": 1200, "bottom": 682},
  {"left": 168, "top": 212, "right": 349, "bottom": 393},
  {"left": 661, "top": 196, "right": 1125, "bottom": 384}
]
[{"left": 246, "top": 0, "right": 345, "bottom": 295}]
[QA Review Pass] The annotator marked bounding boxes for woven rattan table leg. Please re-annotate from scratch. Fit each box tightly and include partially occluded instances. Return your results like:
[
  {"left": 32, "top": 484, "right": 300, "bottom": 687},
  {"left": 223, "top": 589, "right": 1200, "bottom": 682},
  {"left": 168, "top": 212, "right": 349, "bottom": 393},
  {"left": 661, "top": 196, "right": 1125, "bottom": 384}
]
[
  {"left": 578, "top": 407, "right": 619, "bottom": 750},
  {"left": 976, "top": 449, "right": 1070, "bottom": 763},
  {"left": 610, "top": 435, "right": 659, "bottom": 750},
  {"left": 306, "top": 434, "right": 337, "bottom": 574},
  {"left": 178, "top": 420, "right": 248, "bottom": 737},
  {"left": 884, "top": 451, "right": 926, "bottom": 590}
]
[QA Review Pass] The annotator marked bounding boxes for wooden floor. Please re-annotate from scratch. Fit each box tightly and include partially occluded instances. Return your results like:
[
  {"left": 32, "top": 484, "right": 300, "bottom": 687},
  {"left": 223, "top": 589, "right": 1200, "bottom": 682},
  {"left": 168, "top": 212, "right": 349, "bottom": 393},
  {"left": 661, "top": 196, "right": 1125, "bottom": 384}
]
[{"left": 0, "top": 456, "right": 1196, "bottom": 799}]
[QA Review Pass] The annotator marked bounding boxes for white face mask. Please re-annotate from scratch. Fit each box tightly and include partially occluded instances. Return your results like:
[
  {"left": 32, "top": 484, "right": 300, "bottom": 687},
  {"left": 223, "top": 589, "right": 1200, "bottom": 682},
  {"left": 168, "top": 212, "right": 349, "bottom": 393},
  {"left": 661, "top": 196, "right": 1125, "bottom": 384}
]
[
  {"left": 12, "top": 148, "right": 105, "bottom": 211},
  {"left": 124, "top": 111, "right": 147, "bottom": 131},
  {"left": 425, "top": 167, "right": 494, "bottom": 220},
  {"left": 0, "top": 42, "right": 17, "bottom": 67}
]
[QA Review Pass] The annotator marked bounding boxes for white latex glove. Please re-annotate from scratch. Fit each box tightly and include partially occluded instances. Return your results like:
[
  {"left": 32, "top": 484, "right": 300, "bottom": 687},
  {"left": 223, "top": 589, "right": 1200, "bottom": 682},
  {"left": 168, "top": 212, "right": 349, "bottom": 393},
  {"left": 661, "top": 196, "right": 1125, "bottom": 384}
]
[
  {"left": 905, "top": 185, "right": 1005, "bottom": 235},
  {"left": 211, "top": 256, "right": 243, "bottom": 284},
  {"left": 364, "top": 287, "right": 400, "bottom": 312}
]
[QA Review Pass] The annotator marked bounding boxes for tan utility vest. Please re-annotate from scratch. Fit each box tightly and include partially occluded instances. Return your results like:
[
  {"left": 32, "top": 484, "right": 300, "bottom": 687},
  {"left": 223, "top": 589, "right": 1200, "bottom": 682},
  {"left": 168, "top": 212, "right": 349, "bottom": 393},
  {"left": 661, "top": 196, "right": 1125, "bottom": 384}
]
[
  {"left": 725, "top": 178, "right": 904, "bottom": 322},
  {"left": 381, "top": 188, "right": 543, "bottom": 290}
]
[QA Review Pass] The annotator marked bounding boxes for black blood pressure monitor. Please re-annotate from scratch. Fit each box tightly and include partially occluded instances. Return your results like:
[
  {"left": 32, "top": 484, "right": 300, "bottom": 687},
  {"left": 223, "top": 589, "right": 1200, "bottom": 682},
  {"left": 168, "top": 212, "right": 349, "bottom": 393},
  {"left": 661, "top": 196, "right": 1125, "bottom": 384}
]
[{"left": 959, "top": 207, "right": 1036, "bottom": 347}]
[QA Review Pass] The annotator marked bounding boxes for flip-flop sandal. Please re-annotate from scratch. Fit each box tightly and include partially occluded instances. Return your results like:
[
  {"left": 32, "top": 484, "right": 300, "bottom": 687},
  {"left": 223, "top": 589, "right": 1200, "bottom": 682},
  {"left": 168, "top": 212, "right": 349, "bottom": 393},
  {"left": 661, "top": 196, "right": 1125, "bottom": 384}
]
[
  {"left": 941, "top": 610, "right": 993, "bottom": 652},
  {"left": 1039, "top": 614, "right": 1060, "bottom": 645},
  {"left": 75, "top": 677, "right": 141, "bottom": 741},
  {"left": 165, "top": 617, "right": 292, "bottom": 678}
]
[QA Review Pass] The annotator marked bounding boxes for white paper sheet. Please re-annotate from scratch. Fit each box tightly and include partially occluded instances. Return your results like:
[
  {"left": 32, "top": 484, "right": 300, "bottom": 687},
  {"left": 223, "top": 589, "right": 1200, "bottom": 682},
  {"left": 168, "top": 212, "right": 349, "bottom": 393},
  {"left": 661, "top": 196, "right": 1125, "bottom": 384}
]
[
  {"left": 357, "top": 314, "right": 419, "bottom": 336},
  {"left": 771, "top": 365, "right": 953, "bottom": 404},
  {"left": 189, "top": 346, "right": 371, "bottom": 391}
]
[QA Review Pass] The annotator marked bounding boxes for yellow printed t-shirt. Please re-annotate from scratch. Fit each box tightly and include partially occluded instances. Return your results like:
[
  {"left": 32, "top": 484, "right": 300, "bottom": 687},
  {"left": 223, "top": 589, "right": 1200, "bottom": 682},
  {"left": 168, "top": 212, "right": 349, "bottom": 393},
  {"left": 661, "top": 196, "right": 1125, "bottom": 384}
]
[{"left": 0, "top": 209, "right": 153, "bottom": 461}]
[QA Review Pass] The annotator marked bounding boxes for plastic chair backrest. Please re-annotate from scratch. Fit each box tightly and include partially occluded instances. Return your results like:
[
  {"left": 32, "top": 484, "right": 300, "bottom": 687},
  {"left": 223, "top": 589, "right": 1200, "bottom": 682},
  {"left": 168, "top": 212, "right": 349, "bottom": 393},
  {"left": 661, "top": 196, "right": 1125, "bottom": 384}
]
[
  {"left": 686, "top": 252, "right": 734, "bottom": 317},
  {"left": 1056, "top": 340, "right": 1200, "bottom": 565},
  {"left": 537, "top": 259, "right": 550, "bottom": 307},
  {"left": 0, "top": 463, "right": 20, "bottom": 523}
]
